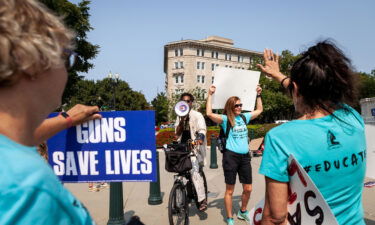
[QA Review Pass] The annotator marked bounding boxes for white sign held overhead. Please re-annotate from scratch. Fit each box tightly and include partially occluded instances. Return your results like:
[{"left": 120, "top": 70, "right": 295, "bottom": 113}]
[
  {"left": 212, "top": 67, "right": 260, "bottom": 111},
  {"left": 249, "top": 155, "right": 339, "bottom": 225}
]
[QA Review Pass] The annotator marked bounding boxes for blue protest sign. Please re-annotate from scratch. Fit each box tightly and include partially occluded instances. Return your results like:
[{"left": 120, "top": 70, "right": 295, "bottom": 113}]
[
  {"left": 47, "top": 111, "right": 156, "bottom": 182},
  {"left": 372, "top": 108, "right": 375, "bottom": 116}
]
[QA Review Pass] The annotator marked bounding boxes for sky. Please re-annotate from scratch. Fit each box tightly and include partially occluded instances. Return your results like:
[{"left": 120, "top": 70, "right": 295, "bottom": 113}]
[{"left": 69, "top": 0, "right": 375, "bottom": 102}]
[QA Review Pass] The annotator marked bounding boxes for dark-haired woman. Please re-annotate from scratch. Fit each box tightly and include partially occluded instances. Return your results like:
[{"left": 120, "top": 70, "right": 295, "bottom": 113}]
[
  {"left": 206, "top": 85, "right": 263, "bottom": 225},
  {"left": 257, "top": 42, "right": 366, "bottom": 225}
]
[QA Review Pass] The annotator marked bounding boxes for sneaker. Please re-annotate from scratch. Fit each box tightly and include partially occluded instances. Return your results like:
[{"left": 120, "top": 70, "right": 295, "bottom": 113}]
[
  {"left": 237, "top": 210, "right": 250, "bottom": 222},
  {"left": 226, "top": 218, "right": 234, "bottom": 225}
]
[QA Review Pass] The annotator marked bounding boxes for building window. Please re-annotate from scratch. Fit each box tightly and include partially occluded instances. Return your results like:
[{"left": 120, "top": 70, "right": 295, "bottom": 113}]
[
  {"left": 175, "top": 48, "right": 183, "bottom": 57},
  {"left": 174, "top": 74, "right": 184, "bottom": 84},
  {"left": 197, "top": 75, "right": 205, "bottom": 84},
  {"left": 174, "top": 61, "right": 184, "bottom": 69},
  {"left": 211, "top": 63, "right": 215, "bottom": 71},
  {"left": 216, "top": 64, "right": 219, "bottom": 68},
  {"left": 225, "top": 65, "right": 228, "bottom": 68},
  {"left": 197, "top": 61, "right": 205, "bottom": 70},
  {"left": 238, "top": 55, "right": 243, "bottom": 62},
  {"left": 225, "top": 53, "right": 232, "bottom": 61},
  {"left": 175, "top": 88, "right": 184, "bottom": 94},
  {"left": 197, "top": 49, "right": 204, "bottom": 57},
  {"left": 212, "top": 76, "right": 214, "bottom": 84},
  {"left": 211, "top": 51, "right": 219, "bottom": 59}
]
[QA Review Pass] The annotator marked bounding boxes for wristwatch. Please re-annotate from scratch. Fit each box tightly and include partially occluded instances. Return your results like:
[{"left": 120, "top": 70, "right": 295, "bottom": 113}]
[{"left": 59, "top": 112, "right": 73, "bottom": 128}]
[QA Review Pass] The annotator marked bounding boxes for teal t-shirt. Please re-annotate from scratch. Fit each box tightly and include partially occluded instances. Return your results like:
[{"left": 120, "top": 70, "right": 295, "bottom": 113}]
[
  {"left": 220, "top": 112, "right": 252, "bottom": 154},
  {"left": 0, "top": 135, "right": 94, "bottom": 225},
  {"left": 259, "top": 105, "right": 366, "bottom": 225}
]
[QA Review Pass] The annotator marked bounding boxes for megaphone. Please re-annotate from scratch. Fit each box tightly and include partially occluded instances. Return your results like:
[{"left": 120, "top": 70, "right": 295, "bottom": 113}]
[{"left": 174, "top": 101, "right": 190, "bottom": 117}]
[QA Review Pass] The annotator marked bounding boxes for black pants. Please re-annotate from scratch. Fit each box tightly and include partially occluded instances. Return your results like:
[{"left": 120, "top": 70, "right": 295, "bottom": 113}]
[{"left": 222, "top": 150, "right": 252, "bottom": 185}]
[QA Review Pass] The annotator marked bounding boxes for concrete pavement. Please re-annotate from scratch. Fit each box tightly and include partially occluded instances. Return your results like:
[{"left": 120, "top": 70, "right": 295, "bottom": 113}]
[{"left": 65, "top": 139, "right": 375, "bottom": 225}]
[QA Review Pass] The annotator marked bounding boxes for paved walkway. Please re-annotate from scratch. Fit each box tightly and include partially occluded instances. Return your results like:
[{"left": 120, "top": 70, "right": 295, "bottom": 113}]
[{"left": 65, "top": 139, "right": 375, "bottom": 225}]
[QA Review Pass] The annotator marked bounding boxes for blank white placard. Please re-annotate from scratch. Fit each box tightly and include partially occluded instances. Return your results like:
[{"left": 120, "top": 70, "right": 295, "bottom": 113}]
[{"left": 212, "top": 67, "right": 260, "bottom": 111}]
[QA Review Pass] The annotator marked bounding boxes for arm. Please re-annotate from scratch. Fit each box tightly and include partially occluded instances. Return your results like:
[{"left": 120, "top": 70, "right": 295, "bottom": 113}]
[
  {"left": 250, "top": 85, "right": 263, "bottom": 120},
  {"left": 261, "top": 177, "right": 289, "bottom": 225},
  {"left": 34, "top": 104, "right": 101, "bottom": 143},
  {"left": 195, "top": 112, "right": 207, "bottom": 144},
  {"left": 206, "top": 85, "right": 223, "bottom": 124},
  {"left": 257, "top": 49, "right": 290, "bottom": 89}
]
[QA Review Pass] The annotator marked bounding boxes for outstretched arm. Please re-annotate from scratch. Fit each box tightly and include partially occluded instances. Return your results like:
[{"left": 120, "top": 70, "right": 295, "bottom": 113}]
[
  {"left": 34, "top": 104, "right": 101, "bottom": 143},
  {"left": 250, "top": 85, "right": 263, "bottom": 120},
  {"left": 206, "top": 85, "right": 223, "bottom": 124},
  {"left": 257, "top": 49, "right": 290, "bottom": 89}
]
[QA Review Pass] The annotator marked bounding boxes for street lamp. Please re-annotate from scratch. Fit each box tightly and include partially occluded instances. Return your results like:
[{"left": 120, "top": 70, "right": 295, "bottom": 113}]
[
  {"left": 106, "top": 72, "right": 124, "bottom": 225},
  {"left": 107, "top": 72, "right": 120, "bottom": 110}
]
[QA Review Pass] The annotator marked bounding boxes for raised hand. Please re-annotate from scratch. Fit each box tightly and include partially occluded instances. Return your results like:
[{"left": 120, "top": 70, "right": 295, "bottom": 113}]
[
  {"left": 257, "top": 49, "right": 283, "bottom": 80},
  {"left": 208, "top": 85, "right": 216, "bottom": 95}
]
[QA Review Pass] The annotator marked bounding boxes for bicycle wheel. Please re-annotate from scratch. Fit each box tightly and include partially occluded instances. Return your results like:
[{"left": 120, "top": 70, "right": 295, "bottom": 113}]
[
  {"left": 194, "top": 170, "right": 208, "bottom": 209},
  {"left": 168, "top": 182, "right": 189, "bottom": 225}
]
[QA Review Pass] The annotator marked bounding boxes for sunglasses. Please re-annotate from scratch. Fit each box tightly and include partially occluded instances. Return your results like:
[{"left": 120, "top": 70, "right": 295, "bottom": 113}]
[
  {"left": 183, "top": 100, "right": 192, "bottom": 103},
  {"left": 64, "top": 49, "right": 78, "bottom": 70},
  {"left": 234, "top": 104, "right": 243, "bottom": 108}
]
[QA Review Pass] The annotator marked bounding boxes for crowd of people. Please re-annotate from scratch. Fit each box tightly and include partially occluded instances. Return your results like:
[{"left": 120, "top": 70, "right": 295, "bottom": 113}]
[{"left": 0, "top": 0, "right": 367, "bottom": 224}]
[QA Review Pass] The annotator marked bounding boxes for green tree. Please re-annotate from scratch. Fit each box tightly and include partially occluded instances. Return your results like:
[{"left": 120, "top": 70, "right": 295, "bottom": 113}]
[
  {"left": 95, "top": 78, "right": 149, "bottom": 111},
  {"left": 67, "top": 78, "right": 149, "bottom": 111},
  {"left": 151, "top": 92, "right": 169, "bottom": 125},
  {"left": 358, "top": 72, "right": 375, "bottom": 99},
  {"left": 40, "top": 0, "right": 99, "bottom": 105}
]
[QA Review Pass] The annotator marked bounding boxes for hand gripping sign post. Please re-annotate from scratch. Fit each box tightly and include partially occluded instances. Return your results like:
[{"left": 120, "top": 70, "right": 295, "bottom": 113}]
[
  {"left": 212, "top": 67, "right": 260, "bottom": 111},
  {"left": 47, "top": 111, "right": 156, "bottom": 182},
  {"left": 249, "top": 155, "right": 339, "bottom": 225}
]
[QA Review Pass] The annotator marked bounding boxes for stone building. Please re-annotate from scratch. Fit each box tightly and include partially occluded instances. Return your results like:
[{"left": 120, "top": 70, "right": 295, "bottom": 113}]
[{"left": 163, "top": 36, "right": 262, "bottom": 99}]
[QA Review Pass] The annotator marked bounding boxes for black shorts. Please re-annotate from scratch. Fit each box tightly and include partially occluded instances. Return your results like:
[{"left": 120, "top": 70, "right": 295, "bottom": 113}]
[{"left": 222, "top": 150, "right": 252, "bottom": 185}]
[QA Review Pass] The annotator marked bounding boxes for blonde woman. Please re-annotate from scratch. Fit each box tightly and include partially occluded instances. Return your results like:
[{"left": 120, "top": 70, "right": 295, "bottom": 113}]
[
  {"left": 206, "top": 85, "right": 263, "bottom": 225},
  {"left": 0, "top": 0, "right": 94, "bottom": 224}
]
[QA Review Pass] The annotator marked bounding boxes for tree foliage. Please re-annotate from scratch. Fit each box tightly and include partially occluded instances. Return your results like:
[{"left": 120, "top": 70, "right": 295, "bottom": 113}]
[
  {"left": 358, "top": 72, "right": 375, "bottom": 99},
  {"left": 68, "top": 78, "right": 149, "bottom": 111},
  {"left": 151, "top": 92, "right": 170, "bottom": 125},
  {"left": 39, "top": 0, "right": 99, "bottom": 105}
]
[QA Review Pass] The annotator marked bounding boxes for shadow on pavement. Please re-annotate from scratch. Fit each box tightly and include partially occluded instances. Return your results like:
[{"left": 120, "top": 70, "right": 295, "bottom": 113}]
[
  {"left": 365, "top": 218, "right": 375, "bottom": 225},
  {"left": 207, "top": 195, "right": 242, "bottom": 222},
  {"left": 124, "top": 210, "right": 136, "bottom": 223},
  {"left": 188, "top": 204, "right": 208, "bottom": 221}
]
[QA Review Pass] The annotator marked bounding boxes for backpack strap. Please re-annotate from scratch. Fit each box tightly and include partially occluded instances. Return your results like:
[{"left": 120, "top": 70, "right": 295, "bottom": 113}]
[
  {"left": 225, "top": 119, "right": 231, "bottom": 138},
  {"left": 239, "top": 113, "right": 247, "bottom": 125}
]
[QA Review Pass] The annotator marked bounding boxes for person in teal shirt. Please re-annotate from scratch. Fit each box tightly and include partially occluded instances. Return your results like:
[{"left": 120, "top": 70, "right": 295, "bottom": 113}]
[
  {"left": 0, "top": 0, "right": 96, "bottom": 224},
  {"left": 257, "top": 42, "right": 366, "bottom": 225},
  {"left": 207, "top": 85, "right": 263, "bottom": 225}
]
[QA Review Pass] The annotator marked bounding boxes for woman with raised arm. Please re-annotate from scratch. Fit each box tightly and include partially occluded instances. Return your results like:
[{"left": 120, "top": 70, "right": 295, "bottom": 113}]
[
  {"left": 206, "top": 85, "right": 263, "bottom": 225},
  {"left": 257, "top": 42, "right": 366, "bottom": 225},
  {"left": 0, "top": 0, "right": 95, "bottom": 224}
]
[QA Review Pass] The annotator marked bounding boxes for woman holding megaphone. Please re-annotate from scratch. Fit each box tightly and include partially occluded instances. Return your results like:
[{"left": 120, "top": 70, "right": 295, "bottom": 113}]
[{"left": 206, "top": 85, "right": 263, "bottom": 225}]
